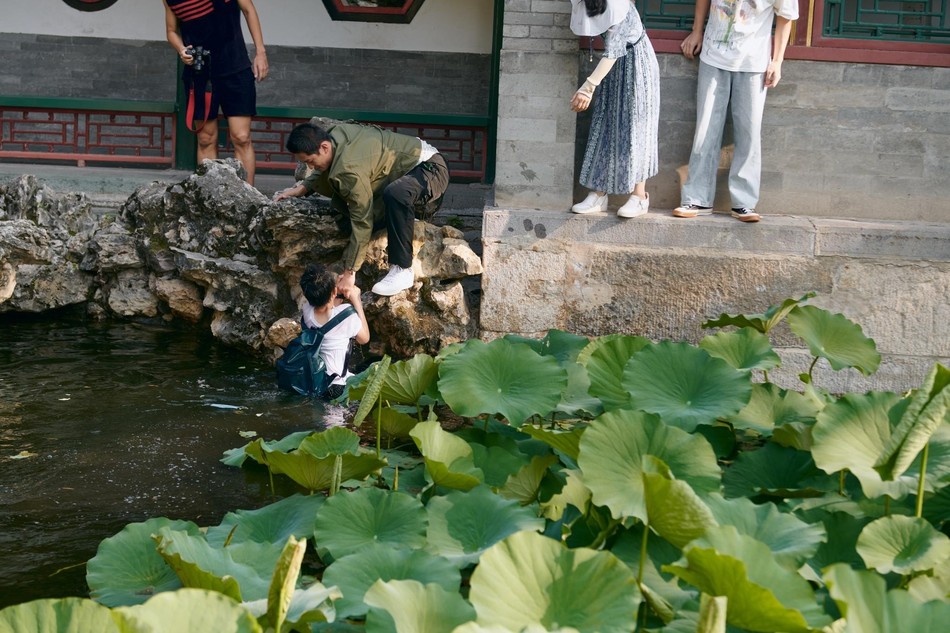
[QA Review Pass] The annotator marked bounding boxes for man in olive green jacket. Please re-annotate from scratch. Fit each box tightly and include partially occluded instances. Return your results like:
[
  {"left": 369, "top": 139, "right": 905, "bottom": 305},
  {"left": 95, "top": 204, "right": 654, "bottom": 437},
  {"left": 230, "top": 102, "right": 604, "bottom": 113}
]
[{"left": 274, "top": 122, "right": 449, "bottom": 296}]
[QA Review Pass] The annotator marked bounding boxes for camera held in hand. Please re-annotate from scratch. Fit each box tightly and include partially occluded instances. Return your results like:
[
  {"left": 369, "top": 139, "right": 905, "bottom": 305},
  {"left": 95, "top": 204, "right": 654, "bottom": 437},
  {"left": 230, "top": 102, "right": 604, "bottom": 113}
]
[{"left": 185, "top": 46, "right": 211, "bottom": 73}]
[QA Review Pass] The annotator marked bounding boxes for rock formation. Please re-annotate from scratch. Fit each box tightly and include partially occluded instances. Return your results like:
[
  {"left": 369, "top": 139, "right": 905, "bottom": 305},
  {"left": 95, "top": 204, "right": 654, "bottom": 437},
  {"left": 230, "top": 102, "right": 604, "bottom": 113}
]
[{"left": 0, "top": 160, "right": 483, "bottom": 361}]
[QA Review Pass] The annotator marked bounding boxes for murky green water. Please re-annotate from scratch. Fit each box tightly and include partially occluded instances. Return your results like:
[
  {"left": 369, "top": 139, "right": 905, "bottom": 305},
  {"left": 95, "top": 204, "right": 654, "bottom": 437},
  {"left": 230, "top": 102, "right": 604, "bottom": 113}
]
[{"left": 0, "top": 314, "right": 337, "bottom": 608}]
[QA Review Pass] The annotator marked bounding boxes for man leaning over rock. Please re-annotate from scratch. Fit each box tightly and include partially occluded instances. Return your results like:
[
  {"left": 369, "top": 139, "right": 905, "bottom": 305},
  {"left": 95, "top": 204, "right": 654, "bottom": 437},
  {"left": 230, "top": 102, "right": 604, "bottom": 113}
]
[{"left": 273, "top": 122, "right": 449, "bottom": 297}]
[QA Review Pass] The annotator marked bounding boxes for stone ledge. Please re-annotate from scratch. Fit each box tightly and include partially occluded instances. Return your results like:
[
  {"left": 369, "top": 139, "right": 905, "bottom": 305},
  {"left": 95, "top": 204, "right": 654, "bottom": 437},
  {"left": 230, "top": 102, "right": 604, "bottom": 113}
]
[{"left": 483, "top": 208, "right": 950, "bottom": 262}]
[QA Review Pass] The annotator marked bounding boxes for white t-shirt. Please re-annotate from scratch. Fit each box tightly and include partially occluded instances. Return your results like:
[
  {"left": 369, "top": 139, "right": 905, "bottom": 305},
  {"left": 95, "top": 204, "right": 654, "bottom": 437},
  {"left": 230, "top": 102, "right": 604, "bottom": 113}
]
[
  {"left": 301, "top": 303, "right": 363, "bottom": 385},
  {"left": 700, "top": 0, "right": 799, "bottom": 73}
]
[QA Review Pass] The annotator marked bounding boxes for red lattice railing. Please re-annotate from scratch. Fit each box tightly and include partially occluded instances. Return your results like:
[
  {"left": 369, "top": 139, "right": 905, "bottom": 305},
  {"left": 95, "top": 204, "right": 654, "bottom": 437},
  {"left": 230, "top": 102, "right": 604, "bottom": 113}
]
[{"left": 0, "top": 106, "right": 174, "bottom": 166}]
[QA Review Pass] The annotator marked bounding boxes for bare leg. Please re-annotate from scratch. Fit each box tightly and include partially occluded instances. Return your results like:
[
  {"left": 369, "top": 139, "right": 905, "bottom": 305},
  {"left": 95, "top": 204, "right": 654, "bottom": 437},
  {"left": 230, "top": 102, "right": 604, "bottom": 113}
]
[
  {"left": 196, "top": 119, "right": 219, "bottom": 165},
  {"left": 632, "top": 181, "right": 646, "bottom": 198},
  {"left": 227, "top": 115, "right": 255, "bottom": 185}
]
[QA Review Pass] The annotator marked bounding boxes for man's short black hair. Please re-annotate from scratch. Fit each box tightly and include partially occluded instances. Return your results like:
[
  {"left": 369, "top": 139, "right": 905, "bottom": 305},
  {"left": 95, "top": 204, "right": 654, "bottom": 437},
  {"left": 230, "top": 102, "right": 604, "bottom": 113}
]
[
  {"left": 286, "top": 123, "right": 332, "bottom": 155},
  {"left": 299, "top": 263, "right": 336, "bottom": 308}
]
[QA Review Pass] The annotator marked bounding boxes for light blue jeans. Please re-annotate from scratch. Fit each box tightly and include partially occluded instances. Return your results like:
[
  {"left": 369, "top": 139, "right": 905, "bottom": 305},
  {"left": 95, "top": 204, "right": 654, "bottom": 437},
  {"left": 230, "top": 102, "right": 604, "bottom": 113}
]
[{"left": 681, "top": 61, "right": 768, "bottom": 210}]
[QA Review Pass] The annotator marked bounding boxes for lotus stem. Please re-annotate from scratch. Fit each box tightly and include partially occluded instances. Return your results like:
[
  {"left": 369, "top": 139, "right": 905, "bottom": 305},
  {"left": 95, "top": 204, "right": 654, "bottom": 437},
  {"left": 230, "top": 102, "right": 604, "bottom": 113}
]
[
  {"left": 330, "top": 454, "right": 342, "bottom": 496},
  {"left": 916, "top": 443, "right": 930, "bottom": 518},
  {"left": 394, "top": 466, "right": 399, "bottom": 492},
  {"left": 375, "top": 397, "right": 383, "bottom": 459},
  {"left": 807, "top": 356, "right": 819, "bottom": 383}
]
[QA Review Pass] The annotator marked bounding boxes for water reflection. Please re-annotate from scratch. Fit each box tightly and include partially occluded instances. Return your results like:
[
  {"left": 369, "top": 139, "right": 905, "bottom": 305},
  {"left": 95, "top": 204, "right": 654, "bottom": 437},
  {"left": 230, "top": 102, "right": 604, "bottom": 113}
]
[{"left": 0, "top": 315, "right": 332, "bottom": 608}]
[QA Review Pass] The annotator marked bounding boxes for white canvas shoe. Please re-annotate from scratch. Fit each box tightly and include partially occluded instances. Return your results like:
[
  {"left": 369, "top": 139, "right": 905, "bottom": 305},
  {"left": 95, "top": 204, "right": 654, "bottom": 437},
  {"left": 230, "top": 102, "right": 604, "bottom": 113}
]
[
  {"left": 571, "top": 192, "right": 608, "bottom": 214},
  {"left": 371, "top": 265, "right": 415, "bottom": 296},
  {"left": 617, "top": 193, "right": 649, "bottom": 218}
]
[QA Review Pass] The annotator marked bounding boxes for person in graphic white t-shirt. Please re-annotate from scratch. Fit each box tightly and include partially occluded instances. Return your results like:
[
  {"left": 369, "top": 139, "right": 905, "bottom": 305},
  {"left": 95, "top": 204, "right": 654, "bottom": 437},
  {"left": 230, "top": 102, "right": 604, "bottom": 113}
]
[
  {"left": 672, "top": 0, "right": 799, "bottom": 223},
  {"left": 299, "top": 263, "right": 370, "bottom": 400}
]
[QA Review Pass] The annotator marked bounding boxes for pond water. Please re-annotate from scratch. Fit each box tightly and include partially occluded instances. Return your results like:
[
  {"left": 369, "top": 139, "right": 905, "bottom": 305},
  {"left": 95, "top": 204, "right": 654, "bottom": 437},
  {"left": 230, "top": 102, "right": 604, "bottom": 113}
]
[{"left": 0, "top": 314, "right": 336, "bottom": 609}]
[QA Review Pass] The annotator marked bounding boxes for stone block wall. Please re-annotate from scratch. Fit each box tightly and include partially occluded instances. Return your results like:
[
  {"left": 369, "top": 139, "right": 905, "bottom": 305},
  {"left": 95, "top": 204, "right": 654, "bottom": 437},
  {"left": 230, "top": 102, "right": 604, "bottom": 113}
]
[{"left": 480, "top": 207, "right": 950, "bottom": 394}]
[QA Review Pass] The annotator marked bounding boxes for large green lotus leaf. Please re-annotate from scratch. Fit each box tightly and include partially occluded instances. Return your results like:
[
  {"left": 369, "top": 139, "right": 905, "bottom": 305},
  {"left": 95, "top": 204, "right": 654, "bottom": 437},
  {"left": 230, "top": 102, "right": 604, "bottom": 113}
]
[
  {"left": 313, "top": 487, "right": 427, "bottom": 560},
  {"left": 557, "top": 360, "right": 605, "bottom": 417},
  {"left": 540, "top": 469, "right": 591, "bottom": 522},
  {"left": 468, "top": 531, "right": 640, "bottom": 633},
  {"left": 664, "top": 526, "right": 831, "bottom": 632},
  {"left": 796, "top": 508, "right": 873, "bottom": 571},
  {"left": 238, "top": 431, "right": 313, "bottom": 468},
  {"left": 299, "top": 427, "right": 361, "bottom": 458},
  {"left": 498, "top": 454, "right": 560, "bottom": 504},
  {"left": 206, "top": 494, "right": 324, "bottom": 547},
  {"left": 908, "top": 555, "right": 950, "bottom": 603},
  {"left": 426, "top": 485, "right": 546, "bottom": 568},
  {"left": 266, "top": 536, "right": 305, "bottom": 633},
  {"left": 322, "top": 543, "right": 460, "bottom": 619},
  {"left": 811, "top": 392, "right": 939, "bottom": 499},
  {"left": 623, "top": 341, "right": 753, "bottom": 432},
  {"left": 154, "top": 529, "right": 284, "bottom": 602},
  {"left": 376, "top": 354, "right": 439, "bottom": 405},
  {"left": 410, "top": 420, "right": 484, "bottom": 490},
  {"left": 364, "top": 579, "right": 476, "bottom": 633},
  {"left": 875, "top": 363, "right": 950, "bottom": 480},
  {"left": 699, "top": 328, "right": 782, "bottom": 373},
  {"left": 702, "top": 293, "right": 816, "bottom": 333},
  {"left": 728, "top": 383, "right": 822, "bottom": 437},
  {"left": 507, "top": 329, "right": 592, "bottom": 363},
  {"left": 722, "top": 441, "right": 833, "bottom": 499},
  {"left": 704, "top": 495, "right": 826, "bottom": 568},
  {"left": 352, "top": 355, "right": 392, "bottom": 426},
  {"left": 87, "top": 517, "right": 199, "bottom": 607},
  {"left": 578, "top": 410, "right": 721, "bottom": 522},
  {"left": 438, "top": 338, "right": 568, "bottom": 426},
  {"left": 825, "top": 563, "right": 950, "bottom": 633},
  {"left": 610, "top": 526, "right": 698, "bottom": 613},
  {"left": 0, "top": 598, "right": 121, "bottom": 633},
  {"left": 787, "top": 305, "right": 881, "bottom": 375},
  {"left": 243, "top": 582, "right": 341, "bottom": 631},
  {"left": 376, "top": 407, "right": 420, "bottom": 439},
  {"left": 468, "top": 434, "right": 532, "bottom": 488},
  {"left": 521, "top": 425, "right": 584, "bottom": 462},
  {"left": 856, "top": 515, "right": 950, "bottom": 575},
  {"left": 113, "top": 588, "right": 263, "bottom": 633},
  {"left": 641, "top": 455, "right": 717, "bottom": 549},
  {"left": 581, "top": 334, "right": 651, "bottom": 411}
]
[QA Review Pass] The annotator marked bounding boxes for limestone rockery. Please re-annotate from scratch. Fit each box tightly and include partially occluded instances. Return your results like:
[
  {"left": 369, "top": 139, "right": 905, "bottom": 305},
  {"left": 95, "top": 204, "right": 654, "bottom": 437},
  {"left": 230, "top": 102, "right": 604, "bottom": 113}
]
[{"left": 0, "top": 160, "right": 483, "bottom": 361}]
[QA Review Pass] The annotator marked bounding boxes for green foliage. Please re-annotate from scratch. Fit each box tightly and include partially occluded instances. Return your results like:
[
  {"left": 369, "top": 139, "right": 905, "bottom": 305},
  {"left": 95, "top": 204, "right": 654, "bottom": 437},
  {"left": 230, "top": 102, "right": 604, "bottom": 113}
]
[{"left": 11, "top": 294, "right": 950, "bottom": 631}]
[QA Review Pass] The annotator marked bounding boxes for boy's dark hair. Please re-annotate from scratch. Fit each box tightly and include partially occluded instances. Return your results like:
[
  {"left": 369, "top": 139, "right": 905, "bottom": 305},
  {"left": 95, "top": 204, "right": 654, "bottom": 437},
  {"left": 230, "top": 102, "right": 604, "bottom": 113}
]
[
  {"left": 299, "top": 263, "right": 336, "bottom": 308},
  {"left": 584, "top": 0, "right": 607, "bottom": 16},
  {"left": 286, "top": 123, "right": 332, "bottom": 154}
]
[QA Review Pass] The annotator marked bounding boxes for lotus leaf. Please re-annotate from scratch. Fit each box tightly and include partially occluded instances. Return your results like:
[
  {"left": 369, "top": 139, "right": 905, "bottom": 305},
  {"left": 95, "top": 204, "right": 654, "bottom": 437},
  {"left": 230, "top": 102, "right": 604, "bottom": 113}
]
[
  {"left": 856, "top": 515, "right": 950, "bottom": 575},
  {"left": 364, "top": 579, "right": 476, "bottom": 633},
  {"left": 702, "top": 292, "right": 815, "bottom": 333},
  {"left": 267, "top": 536, "right": 305, "bottom": 633},
  {"left": 498, "top": 454, "right": 560, "bottom": 504},
  {"left": 578, "top": 410, "right": 720, "bottom": 522},
  {"left": 699, "top": 328, "right": 781, "bottom": 373},
  {"left": 539, "top": 469, "right": 591, "bottom": 522},
  {"left": 87, "top": 517, "right": 199, "bottom": 607},
  {"left": 237, "top": 431, "right": 312, "bottom": 468},
  {"left": 256, "top": 434, "right": 387, "bottom": 493},
  {"left": 722, "top": 441, "right": 832, "bottom": 499},
  {"left": 352, "top": 355, "right": 392, "bottom": 427},
  {"left": 113, "top": 588, "right": 263, "bottom": 632},
  {"left": 438, "top": 338, "right": 567, "bottom": 426},
  {"left": 242, "top": 582, "right": 340, "bottom": 631},
  {"left": 728, "top": 383, "right": 822, "bottom": 437},
  {"left": 508, "top": 329, "right": 591, "bottom": 363},
  {"left": 697, "top": 593, "right": 728, "bottom": 633},
  {"left": 298, "top": 427, "right": 361, "bottom": 458},
  {"left": 521, "top": 425, "right": 584, "bottom": 462},
  {"left": 704, "top": 495, "right": 826, "bottom": 568},
  {"left": 907, "top": 555, "right": 950, "bottom": 603},
  {"left": 623, "top": 341, "right": 753, "bottom": 432},
  {"left": 786, "top": 305, "right": 881, "bottom": 375},
  {"left": 322, "top": 543, "right": 461, "bottom": 618},
  {"left": 0, "top": 597, "right": 121, "bottom": 633},
  {"left": 410, "top": 420, "right": 484, "bottom": 490},
  {"left": 426, "top": 485, "right": 545, "bottom": 567},
  {"left": 824, "top": 563, "right": 950, "bottom": 633},
  {"left": 582, "top": 334, "right": 651, "bottom": 411},
  {"left": 875, "top": 363, "right": 950, "bottom": 481},
  {"left": 374, "top": 354, "right": 439, "bottom": 405},
  {"left": 467, "top": 531, "right": 640, "bottom": 633},
  {"left": 313, "top": 487, "right": 427, "bottom": 560},
  {"left": 641, "top": 455, "right": 717, "bottom": 549},
  {"left": 154, "top": 528, "right": 285, "bottom": 602},
  {"left": 375, "top": 407, "right": 420, "bottom": 440},
  {"left": 466, "top": 431, "right": 532, "bottom": 487},
  {"left": 664, "top": 526, "right": 831, "bottom": 632},
  {"left": 206, "top": 494, "right": 324, "bottom": 547}
]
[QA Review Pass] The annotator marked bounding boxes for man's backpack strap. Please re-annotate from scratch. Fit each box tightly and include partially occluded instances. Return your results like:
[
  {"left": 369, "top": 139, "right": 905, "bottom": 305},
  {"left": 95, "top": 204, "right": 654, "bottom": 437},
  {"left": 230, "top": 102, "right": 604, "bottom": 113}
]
[{"left": 314, "top": 305, "right": 356, "bottom": 334}]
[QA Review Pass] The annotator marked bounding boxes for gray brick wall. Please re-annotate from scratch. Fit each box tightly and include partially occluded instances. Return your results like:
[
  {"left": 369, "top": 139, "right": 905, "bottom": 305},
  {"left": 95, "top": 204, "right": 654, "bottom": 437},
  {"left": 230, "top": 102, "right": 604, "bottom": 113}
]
[{"left": 0, "top": 33, "right": 491, "bottom": 117}]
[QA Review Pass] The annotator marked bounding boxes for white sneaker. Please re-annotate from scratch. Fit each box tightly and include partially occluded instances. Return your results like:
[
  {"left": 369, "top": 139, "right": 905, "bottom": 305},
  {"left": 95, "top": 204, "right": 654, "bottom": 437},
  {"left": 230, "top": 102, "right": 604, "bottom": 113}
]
[
  {"left": 617, "top": 193, "right": 649, "bottom": 218},
  {"left": 371, "top": 265, "right": 415, "bottom": 296},
  {"left": 571, "top": 192, "right": 608, "bottom": 214}
]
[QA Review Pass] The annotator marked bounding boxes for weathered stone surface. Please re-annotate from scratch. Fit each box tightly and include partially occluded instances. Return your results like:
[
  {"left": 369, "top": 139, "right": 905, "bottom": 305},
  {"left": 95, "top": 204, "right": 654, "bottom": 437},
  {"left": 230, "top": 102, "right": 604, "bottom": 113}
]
[
  {"left": 107, "top": 269, "right": 158, "bottom": 318},
  {"left": 82, "top": 222, "right": 143, "bottom": 273},
  {"left": 154, "top": 277, "right": 204, "bottom": 323}
]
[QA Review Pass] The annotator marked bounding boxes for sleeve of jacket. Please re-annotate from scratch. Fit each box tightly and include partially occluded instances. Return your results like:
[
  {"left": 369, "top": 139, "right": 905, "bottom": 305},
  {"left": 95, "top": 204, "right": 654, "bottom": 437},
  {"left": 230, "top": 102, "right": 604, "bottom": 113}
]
[{"left": 334, "top": 171, "right": 375, "bottom": 271}]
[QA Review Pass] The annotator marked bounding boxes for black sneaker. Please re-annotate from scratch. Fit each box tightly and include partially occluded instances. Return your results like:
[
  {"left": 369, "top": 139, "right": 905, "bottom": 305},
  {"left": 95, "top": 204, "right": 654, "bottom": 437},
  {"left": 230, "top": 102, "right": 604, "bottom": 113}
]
[
  {"left": 672, "top": 204, "right": 712, "bottom": 218},
  {"left": 731, "top": 208, "right": 761, "bottom": 223}
]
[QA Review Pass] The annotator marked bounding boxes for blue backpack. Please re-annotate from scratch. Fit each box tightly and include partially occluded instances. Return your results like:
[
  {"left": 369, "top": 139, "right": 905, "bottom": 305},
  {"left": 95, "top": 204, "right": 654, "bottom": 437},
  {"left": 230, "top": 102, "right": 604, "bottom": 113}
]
[{"left": 276, "top": 305, "right": 356, "bottom": 397}]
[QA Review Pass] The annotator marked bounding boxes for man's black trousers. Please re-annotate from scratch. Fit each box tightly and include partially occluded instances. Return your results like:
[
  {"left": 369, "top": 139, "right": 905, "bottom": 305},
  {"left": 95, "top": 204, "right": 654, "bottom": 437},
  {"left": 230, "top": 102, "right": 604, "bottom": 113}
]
[{"left": 382, "top": 153, "right": 450, "bottom": 269}]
